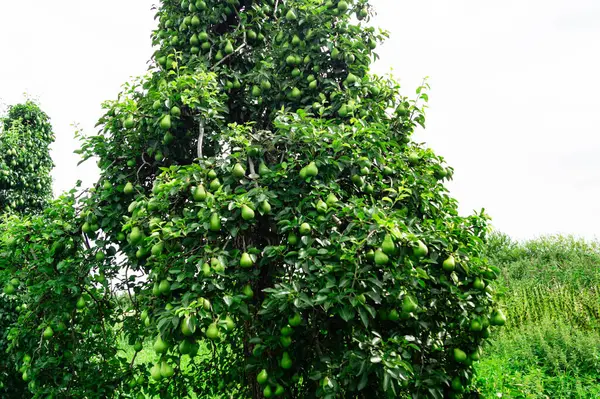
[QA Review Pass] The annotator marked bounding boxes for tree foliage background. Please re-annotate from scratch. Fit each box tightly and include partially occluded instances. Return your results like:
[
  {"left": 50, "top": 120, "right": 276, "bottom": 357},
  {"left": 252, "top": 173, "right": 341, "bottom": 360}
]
[{"left": 0, "top": 1, "right": 502, "bottom": 398}]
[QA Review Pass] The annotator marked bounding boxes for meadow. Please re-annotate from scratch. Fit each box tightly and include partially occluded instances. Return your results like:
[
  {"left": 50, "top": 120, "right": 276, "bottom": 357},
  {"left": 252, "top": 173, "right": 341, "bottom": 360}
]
[{"left": 474, "top": 234, "right": 600, "bottom": 397}]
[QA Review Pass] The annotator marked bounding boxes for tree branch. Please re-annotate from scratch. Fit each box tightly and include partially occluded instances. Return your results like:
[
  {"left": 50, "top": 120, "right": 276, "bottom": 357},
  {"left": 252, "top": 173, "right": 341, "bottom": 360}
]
[
  {"left": 212, "top": 43, "right": 247, "bottom": 69},
  {"left": 197, "top": 120, "right": 204, "bottom": 159}
]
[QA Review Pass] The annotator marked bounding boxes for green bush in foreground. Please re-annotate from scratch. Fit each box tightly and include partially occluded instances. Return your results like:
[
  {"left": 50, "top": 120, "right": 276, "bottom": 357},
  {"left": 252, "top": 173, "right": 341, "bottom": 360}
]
[
  {"left": 474, "top": 234, "right": 600, "bottom": 398},
  {"left": 475, "top": 319, "right": 600, "bottom": 398}
]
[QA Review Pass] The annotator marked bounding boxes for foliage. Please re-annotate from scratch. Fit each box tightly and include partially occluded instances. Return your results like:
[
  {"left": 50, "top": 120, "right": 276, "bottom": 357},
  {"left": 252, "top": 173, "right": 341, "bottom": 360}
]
[
  {"left": 0, "top": 101, "right": 54, "bottom": 213},
  {"left": 486, "top": 233, "right": 600, "bottom": 331},
  {"left": 0, "top": 100, "right": 54, "bottom": 397},
  {"left": 0, "top": 1, "right": 499, "bottom": 398},
  {"left": 0, "top": 192, "right": 125, "bottom": 398},
  {"left": 475, "top": 311, "right": 600, "bottom": 398},
  {"left": 474, "top": 234, "right": 600, "bottom": 398}
]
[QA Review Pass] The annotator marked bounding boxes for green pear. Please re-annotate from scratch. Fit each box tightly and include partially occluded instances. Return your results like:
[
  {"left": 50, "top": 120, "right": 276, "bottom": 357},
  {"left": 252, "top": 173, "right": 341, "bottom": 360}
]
[
  {"left": 179, "top": 339, "right": 193, "bottom": 355},
  {"left": 170, "top": 106, "right": 181, "bottom": 117},
  {"left": 402, "top": 295, "right": 418, "bottom": 313},
  {"left": 123, "top": 182, "right": 134, "bottom": 195},
  {"left": 232, "top": 163, "right": 246, "bottom": 178},
  {"left": 130, "top": 227, "right": 143, "bottom": 244},
  {"left": 224, "top": 315, "right": 235, "bottom": 331},
  {"left": 240, "top": 252, "right": 254, "bottom": 268},
  {"left": 260, "top": 200, "right": 271, "bottom": 214},
  {"left": 264, "top": 386, "right": 273, "bottom": 398},
  {"left": 413, "top": 240, "right": 428, "bottom": 258},
  {"left": 206, "top": 322, "right": 220, "bottom": 340},
  {"left": 224, "top": 40, "right": 234, "bottom": 54},
  {"left": 470, "top": 318, "right": 483, "bottom": 332},
  {"left": 202, "top": 262, "right": 212, "bottom": 277},
  {"left": 242, "top": 284, "right": 254, "bottom": 299},
  {"left": 305, "top": 162, "right": 318, "bottom": 177},
  {"left": 152, "top": 282, "right": 160, "bottom": 296},
  {"left": 181, "top": 316, "right": 196, "bottom": 336},
  {"left": 299, "top": 223, "right": 311, "bottom": 236},
  {"left": 211, "top": 257, "right": 225, "bottom": 273},
  {"left": 257, "top": 369, "right": 268, "bottom": 385},
  {"left": 3, "top": 284, "right": 15, "bottom": 295},
  {"left": 490, "top": 309, "right": 507, "bottom": 326},
  {"left": 326, "top": 193, "right": 338, "bottom": 206},
  {"left": 160, "top": 114, "right": 171, "bottom": 130},
  {"left": 151, "top": 242, "right": 164, "bottom": 256},
  {"left": 124, "top": 115, "right": 135, "bottom": 129},
  {"left": 381, "top": 234, "right": 395, "bottom": 255},
  {"left": 241, "top": 205, "right": 255, "bottom": 221},
  {"left": 442, "top": 255, "right": 456, "bottom": 272},
  {"left": 135, "top": 247, "right": 148, "bottom": 260},
  {"left": 158, "top": 279, "right": 170, "bottom": 295},
  {"left": 153, "top": 335, "right": 168, "bottom": 354},
  {"left": 150, "top": 363, "right": 162, "bottom": 381},
  {"left": 280, "top": 351, "right": 292, "bottom": 369},
  {"left": 160, "top": 360, "right": 174, "bottom": 378},
  {"left": 258, "top": 162, "right": 270, "bottom": 175},
  {"left": 209, "top": 178, "right": 221, "bottom": 191},
  {"left": 374, "top": 249, "right": 389, "bottom": 265},
  {"left": 43, "top": 326, "right": 54, "bottom": 339},
  {"left": 286, "top": 9, "right": 297, "bottom": 20},
  {"left": 453, "top": 348, "right": 467, "bottom": 363},
  {"left": 76, "top": 296, "right": 86, "bottom": 310},
  {"left": 473, "top": 277, "right": 486, "bottom": 290},
  {"left": 316, "top": 200, "right": 328, "bottom": 214},
  {"left": 280, "top": 335, "right": 292, "bottom": 347},
  {"left": 209, "top": 213, "right": 221, "bottom": 232},
  {"left": 193, "top": 185, "right": 207, "bottom": 201},
  {"left": 288, "top": 313, "right": 302, "bottom": 327}
]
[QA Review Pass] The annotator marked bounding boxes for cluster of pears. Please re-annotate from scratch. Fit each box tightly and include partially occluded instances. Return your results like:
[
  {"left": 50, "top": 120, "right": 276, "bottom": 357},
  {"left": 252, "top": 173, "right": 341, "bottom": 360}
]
[
  {"left": 253, "top": 313, "right": 302, "bottom": 396},
  {"left": 369, "top": 233, "right": 429, "bottom": 267}
]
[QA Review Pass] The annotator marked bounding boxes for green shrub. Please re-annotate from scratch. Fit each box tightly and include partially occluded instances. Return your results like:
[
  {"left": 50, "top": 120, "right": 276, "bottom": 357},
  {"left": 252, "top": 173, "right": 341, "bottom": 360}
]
[
  {"left": 475, "top": 233, "right": 600, "bottom": 398},
  {"left": 475, "top": 319, "right": 600, "bottom": 398}
]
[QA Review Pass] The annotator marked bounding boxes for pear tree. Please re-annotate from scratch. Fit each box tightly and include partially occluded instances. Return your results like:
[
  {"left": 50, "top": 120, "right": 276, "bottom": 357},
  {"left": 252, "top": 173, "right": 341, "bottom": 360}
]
[
  {"left": 0, "top": 0, "right": 503, "bottom": 398},
  {"left": 76, "top": 0, "right": 503, "bottom": 397}
]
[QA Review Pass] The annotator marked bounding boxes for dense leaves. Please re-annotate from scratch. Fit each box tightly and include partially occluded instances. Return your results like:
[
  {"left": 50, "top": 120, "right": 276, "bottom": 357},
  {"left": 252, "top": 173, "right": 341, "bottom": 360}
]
[{"left": 0, "top": 1, "right": 502, "bottom": 398}]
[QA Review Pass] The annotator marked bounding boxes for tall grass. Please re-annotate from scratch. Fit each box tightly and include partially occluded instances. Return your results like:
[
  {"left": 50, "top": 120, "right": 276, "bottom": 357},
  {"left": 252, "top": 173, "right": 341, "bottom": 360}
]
[{"left": 474, "top": 233, "right": 600, "bottom": 397}]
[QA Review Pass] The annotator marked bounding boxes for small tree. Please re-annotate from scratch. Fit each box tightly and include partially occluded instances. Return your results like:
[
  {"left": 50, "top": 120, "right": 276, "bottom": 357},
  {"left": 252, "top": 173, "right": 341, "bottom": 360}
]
[
  {"left": 0, "top": 101, "right": 54, "bottom": 397},
  {"left": 0, "top": 101, "right": 54, "bottom": 213}
]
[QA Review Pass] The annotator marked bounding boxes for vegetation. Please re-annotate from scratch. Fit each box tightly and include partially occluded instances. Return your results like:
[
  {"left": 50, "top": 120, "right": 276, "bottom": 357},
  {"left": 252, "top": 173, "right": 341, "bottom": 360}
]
[
  {"left": 0, "top": 101, "right": 54, "bottom": 397},
  {"left": 0, "top": 1, "right": 504, "bottom": 398},
  {"left": 474, "top": 234, "right": 600, "bottom": 398},
  {"left": 0, "top": 101, "right": 54, "bottom": 213}
]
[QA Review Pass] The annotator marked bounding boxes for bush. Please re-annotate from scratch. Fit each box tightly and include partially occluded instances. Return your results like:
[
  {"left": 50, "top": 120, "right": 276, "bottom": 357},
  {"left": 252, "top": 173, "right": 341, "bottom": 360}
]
[
  {"left": 475, "top": 319, "right": 600, "bottom": 398},
  {"left": 475, "top": 234, "right": 600, "bottom": 397}
]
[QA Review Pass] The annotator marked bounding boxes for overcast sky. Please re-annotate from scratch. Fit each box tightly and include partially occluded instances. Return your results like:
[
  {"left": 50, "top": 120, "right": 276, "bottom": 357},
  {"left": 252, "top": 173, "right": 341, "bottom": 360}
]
[{"left": 0, "top": 0, "right": 598, "bottom": 241}]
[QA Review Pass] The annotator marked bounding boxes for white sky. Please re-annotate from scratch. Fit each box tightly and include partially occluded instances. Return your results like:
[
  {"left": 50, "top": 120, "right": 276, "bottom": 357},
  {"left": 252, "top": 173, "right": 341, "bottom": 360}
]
[{"left": 1, "top": 0, "right": 599, "bottom": 241}]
